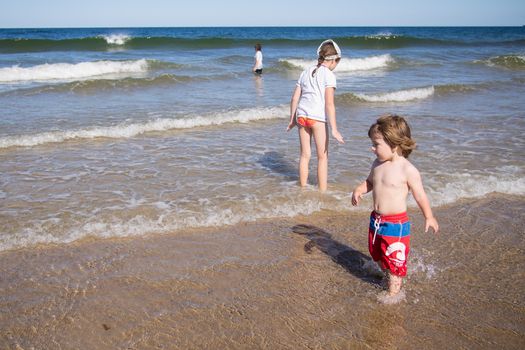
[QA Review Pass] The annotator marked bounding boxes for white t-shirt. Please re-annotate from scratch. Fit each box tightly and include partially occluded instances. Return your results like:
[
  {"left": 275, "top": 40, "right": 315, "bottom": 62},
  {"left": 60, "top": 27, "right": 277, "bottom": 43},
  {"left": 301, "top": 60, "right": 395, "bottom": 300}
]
[
  {"left": 254, "top": 51, "right": 263, "bottom": 70},
  {"left": 295, "top": 65, "right": 336, "bottom": 122}
]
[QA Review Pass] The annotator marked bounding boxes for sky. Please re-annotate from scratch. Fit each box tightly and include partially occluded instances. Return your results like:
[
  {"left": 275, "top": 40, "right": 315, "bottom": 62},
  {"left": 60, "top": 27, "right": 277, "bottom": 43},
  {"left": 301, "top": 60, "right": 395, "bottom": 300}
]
[{"left": 1, "top": 0, "right": 524, "bottom": 28}]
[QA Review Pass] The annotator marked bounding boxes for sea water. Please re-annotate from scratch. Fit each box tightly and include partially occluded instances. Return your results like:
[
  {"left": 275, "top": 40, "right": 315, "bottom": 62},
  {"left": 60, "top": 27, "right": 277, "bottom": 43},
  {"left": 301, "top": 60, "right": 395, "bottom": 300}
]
[{"left": 1, "top": 27, "right": 524, "bottom": 251}]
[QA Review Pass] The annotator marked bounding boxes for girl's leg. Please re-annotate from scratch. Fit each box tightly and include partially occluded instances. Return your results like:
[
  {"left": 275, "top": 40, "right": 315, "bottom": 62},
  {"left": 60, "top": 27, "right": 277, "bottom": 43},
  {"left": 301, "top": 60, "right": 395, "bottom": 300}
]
[
  {"left": 311, "top": 122, "right": 329, "bottom": 191},
  {"left": 298, "top": 126, "right": 312, "bottom": 187}
]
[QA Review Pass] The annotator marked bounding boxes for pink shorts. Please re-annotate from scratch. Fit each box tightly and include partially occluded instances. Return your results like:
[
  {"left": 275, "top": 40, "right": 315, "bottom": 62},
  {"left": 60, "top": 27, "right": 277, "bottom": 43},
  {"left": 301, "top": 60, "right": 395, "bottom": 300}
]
[{"left": 368, "top": 211, "right": 411, "bottom": 277}]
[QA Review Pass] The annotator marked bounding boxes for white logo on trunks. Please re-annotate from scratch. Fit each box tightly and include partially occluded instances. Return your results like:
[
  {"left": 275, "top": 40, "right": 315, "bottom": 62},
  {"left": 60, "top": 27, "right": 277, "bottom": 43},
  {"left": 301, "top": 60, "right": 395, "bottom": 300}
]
[{"left": 385, "top": 242, "right": 406, "bottom": 265}]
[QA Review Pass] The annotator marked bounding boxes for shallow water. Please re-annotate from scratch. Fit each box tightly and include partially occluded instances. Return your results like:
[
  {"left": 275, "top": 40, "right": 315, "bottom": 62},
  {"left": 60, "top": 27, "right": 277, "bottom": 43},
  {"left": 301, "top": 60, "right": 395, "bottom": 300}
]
[{"left": 1, "top": 27, "right": 524, "bottom": 251}]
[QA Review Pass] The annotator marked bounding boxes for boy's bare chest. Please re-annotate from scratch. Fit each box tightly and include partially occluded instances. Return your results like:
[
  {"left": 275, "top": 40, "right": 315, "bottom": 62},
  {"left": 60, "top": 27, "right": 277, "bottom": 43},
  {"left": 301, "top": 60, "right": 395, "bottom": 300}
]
[{"left": 372, "top": 165, "right": 407, "bottom": 189}]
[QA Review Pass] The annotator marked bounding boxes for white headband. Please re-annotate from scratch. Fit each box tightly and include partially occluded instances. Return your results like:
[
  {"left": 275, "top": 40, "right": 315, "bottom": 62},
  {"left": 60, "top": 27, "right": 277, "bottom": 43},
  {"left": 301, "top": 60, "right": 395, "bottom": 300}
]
[{"left": 317, "top": 39, "right": 341, "bottom": 60}]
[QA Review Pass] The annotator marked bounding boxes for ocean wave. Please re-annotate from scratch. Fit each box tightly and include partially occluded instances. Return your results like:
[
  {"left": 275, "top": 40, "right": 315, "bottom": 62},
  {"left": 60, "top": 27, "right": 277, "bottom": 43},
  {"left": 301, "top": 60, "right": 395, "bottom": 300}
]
[
  {"left": 0, "top": 105, "right": 288, "bottom": 149},
  {"left": 0, "top": 34, "right": 485, "bottom": 53},
  {"left": 281, "top": 54, "right": 394, "bottom": 72},
  {"left": 99, "top": 34, "right": 131, "bottom": 45},
  {"left": 0, "top": 193, "right": 325, "bottom": 251},
  {"left": 478, "top": 55, "right": 525, "bottom": 70},
  {"left": 0, "top": 59, "right": 150, "bottom": 83},
  {"left": 338, "top": 82, "right": 492, "bottom": 104},
  {"left": 1, "top": 169, "right": 523, "bottom": 252},
  {"left": 1, "top": 73, "right": 198, "bottom": 95},
  {"left": 426, "top": 169, "right": 525, "bottom": 207},
  {"left": 0, "top": 37, "right": 108, "bottom": 53},
  {"left": 341, "top": 86, "right": 435, "bottom": 103},
  {"left": 338, "top": 168, "right": 525, "bottom": 209},
  {"left": 433, "top": 83, "right": 481, "bottom": 94},
  {"left": 0, "top": 36, "right": 242, "bottom": 53}
]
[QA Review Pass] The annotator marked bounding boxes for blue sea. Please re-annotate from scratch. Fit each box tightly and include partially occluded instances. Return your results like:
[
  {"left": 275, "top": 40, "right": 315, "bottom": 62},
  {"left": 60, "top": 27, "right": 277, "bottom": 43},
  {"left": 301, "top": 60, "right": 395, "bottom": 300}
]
[{"left": 1, "top": 27, "right": 524, "bottom": 251}]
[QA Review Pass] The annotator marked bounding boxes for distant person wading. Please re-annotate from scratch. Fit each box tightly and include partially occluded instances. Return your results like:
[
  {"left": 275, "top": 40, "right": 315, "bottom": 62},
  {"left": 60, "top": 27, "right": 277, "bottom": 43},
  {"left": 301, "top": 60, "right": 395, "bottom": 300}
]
[{"left": 253, "top": 43, "right": 263, "bottom": 74}]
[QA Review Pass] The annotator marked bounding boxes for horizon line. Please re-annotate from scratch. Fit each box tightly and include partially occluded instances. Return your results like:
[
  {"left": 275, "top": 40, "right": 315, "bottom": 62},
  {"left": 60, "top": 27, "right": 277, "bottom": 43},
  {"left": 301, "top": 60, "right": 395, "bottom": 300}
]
[{"left": 1, "top": 25, "right": 524, "bottom": 30}]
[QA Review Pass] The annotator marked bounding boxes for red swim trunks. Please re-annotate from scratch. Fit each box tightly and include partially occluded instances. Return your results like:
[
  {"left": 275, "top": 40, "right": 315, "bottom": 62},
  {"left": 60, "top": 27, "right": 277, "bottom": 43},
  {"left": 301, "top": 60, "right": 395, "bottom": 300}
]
[
  {"left": 368, "top": 211, "right": 411, "bottom": 277},
  {"left": 296, "top": 116, "right": 317, "bottom": 128}
]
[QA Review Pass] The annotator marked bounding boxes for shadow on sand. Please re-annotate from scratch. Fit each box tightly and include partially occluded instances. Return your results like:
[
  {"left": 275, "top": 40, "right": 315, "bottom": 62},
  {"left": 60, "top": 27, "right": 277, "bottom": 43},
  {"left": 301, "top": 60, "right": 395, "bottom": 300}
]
[{"left": 292, "top": 224, "right": 383, "bottom": 286}]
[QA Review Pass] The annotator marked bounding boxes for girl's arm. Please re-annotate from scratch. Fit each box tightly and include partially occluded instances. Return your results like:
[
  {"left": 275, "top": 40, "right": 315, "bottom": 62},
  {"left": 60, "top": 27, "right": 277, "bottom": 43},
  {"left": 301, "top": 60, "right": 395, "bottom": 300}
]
[
  {"left": 287, "top": 86, "right": 301, "bottom": 131},
  {"left": 407, "top": 165, "right": 439, "bottom": 233},
  {"left": 325, "top": 87, "right": 344, "bottom": 143}
]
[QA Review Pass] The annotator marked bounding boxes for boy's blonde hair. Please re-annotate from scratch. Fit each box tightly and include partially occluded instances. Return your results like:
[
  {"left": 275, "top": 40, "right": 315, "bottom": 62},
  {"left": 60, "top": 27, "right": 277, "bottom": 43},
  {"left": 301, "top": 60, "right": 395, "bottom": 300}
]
[{"left": 368, "top": 114, "right": 416, "bottom": 158}]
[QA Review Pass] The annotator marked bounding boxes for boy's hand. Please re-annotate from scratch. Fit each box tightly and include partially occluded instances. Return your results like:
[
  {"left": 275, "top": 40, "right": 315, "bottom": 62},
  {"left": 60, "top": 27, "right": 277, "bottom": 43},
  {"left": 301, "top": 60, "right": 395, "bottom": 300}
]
[
  {"left": 351, "top": 191, "right": 362, "bottom": 206},
  {"left": 425, "top": 217, "right": 439, "bottom": 234},
  {"left": 332, "top": 129, "right": 344, "bottom": 144}
]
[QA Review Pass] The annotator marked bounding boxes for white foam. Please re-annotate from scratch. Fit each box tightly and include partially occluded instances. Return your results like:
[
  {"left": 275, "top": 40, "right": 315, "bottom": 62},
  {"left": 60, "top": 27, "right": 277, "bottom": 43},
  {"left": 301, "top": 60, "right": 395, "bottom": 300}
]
[
  {"left": 0, "top": 59, "right": 149, "bottom": 83},
  {"left": 409, "top": 255, "right": 438, "bottom": 279},
  {"left": 100, "top": 34, "right": 131, "bottom": 45},
  {"left": 0, "top": 105, "right": 288, "bottom": 148},
  {"left": 282, "top": 54, "right": 393, "bottom": 72},
  {"left": 377, "top": 289, "right": 406, "bottom": 304},
  {"left": 332, "top": 168, "right": 525, "bottom": 213},
  {"left": 0, "top": 193, "right": 323, "bottom": 251},
  {"left": 339, "top": 54, "right": 394, "bottom": 71},
  {"left": 365, "top": 32, "right": 395, "bottom": 39},
  {"left": 425, "top": 170, "right": 525, "bottom": 207},
  {"left": 2, "top": 169, "right": 524, "bottom": 251},
  {"left": 355, "top": 86, "right": 435, "bottom": 102}
]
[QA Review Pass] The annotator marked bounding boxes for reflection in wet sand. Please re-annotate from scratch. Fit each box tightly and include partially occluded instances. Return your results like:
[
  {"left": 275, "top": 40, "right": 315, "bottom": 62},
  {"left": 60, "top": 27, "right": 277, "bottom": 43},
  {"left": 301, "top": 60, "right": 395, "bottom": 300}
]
[{"left": 254, "top": 74, "right": 264, "bottom": 98}]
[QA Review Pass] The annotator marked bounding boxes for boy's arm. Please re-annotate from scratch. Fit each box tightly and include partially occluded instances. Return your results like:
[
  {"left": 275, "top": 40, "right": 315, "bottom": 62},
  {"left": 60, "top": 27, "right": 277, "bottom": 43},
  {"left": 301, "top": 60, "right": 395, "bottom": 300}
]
[
  {"left": 407, "top": 165, "right": 439, "bottom": 233},
  {"left": 325, "top": 87, "right": 344, "bottom": 144},
  {"left": 352, "top": 170, "right": 373, "bottom": 206},
  {"left": 287, "top": 86, "right": 301, "bottom": 131}
]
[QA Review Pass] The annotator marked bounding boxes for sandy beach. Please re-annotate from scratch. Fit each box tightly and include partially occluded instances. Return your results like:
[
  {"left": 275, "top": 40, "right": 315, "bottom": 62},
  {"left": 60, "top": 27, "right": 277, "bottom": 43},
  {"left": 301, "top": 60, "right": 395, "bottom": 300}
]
[{"left": 1, "top": 193, "right": 523, "bottom": 349}]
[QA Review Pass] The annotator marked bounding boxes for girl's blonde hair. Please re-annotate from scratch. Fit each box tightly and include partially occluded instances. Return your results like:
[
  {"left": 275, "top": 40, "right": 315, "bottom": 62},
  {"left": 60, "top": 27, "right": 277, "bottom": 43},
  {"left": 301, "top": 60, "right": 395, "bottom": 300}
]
[
  {"left": 312, "top": 41, "right": 340, "bottom": 77},
  {"left": 368, "top": 114, "right": 416, "bottom": 158}
]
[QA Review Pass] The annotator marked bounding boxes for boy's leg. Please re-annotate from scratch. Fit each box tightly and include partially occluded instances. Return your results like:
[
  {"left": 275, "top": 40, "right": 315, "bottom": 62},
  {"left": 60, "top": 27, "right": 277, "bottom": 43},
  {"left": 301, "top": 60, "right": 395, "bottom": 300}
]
[
  {"left": 311, "top": 122, "right": 329, "bottom": 191},
  {"left": 388, "top": 273, "right": 403, "bottom": 295},
  {"left": 298, "top": 126, "right": 312, "bottom": 187}
]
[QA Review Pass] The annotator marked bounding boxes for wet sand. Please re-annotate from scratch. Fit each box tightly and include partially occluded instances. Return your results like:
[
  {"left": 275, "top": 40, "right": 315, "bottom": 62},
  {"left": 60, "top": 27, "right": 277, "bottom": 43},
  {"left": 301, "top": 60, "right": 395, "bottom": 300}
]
[{"left": 1, "top": 193, "right": 524, "bottom": 349}]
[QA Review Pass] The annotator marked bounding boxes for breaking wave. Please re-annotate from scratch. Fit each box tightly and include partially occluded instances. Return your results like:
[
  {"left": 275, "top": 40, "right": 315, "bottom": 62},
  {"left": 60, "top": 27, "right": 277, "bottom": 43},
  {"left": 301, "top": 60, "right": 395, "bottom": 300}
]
[
  {"left": 477, "top": 55, "right": 525, "bottom": 70},
  {"left": 338, "top": 82, "right": 494, "bottom": 104},
  {"left": 1, "top": 74, "right": 199, "bottom": 95},
  {"left": 340, "top": 86, "right": 435, "bottom": 103},
  {"left": 1, "top": 167, "right": 523, "bottom": 252},
  {"left": 0, "top": 59, "right": 150, "bottom": 83},
  {"left": 99, "top": 34, "right": 131, "bottom": 45},
  {"left": 0, "top": 34, "right": 495, "bottom": 54},
  {"left": 0, "top": 105, "right": 288, "bottom": 149},
  {"left": 281, "top": 54, "right": 394, "bottom": 72}
]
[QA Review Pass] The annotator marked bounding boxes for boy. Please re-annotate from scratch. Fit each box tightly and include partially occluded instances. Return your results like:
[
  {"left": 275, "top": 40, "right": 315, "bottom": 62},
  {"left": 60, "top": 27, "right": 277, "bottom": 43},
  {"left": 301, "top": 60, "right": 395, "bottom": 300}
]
[{"left": 352, "top": 114, "right": 439, "bottom": 302}]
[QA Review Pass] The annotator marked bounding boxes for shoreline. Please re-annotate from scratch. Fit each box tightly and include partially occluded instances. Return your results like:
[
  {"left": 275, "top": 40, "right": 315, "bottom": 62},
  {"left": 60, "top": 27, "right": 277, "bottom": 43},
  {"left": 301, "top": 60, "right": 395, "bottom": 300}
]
[
  {"left": 4, "top": 192, "right": 522, "bottom": 255},
  {"left": 1, "top": 193, "right": 524, "bottom": 349}
]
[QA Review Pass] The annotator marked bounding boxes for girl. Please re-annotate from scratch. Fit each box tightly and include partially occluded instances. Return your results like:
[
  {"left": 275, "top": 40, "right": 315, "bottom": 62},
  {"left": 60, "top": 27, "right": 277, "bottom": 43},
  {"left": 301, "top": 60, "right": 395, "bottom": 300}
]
[{"left": 287, "top": 39, "right": 344, "bottom": 192}]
